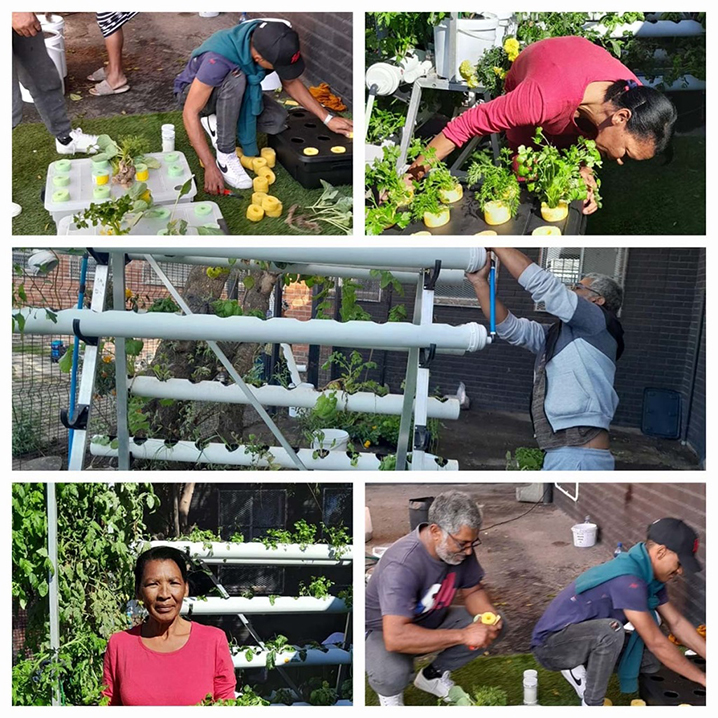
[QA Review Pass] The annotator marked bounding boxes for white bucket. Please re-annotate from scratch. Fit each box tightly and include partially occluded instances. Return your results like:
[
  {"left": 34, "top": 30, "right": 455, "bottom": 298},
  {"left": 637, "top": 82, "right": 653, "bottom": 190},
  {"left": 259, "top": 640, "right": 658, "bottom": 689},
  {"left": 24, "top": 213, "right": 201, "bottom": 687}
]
[
  {"left": 365, "top": 506, "right": 373, "bottom": 542},
  {"left": 20, "top": 29, "right": 65, "bottom": 103},
  {"left": 571, "top": 522, "right": 598, "bottom": 548},
  {"left": 311, "top": 429, "right": 349, "bottom": 452},
  {"left": 433, "top": 14, "right": 499, "bottom": 80},
  {"left": 199, "top": 12, "right": 220, "bottom": 18},
  {"left": 39, "top": 12, "right": 67, "bottom": 76}
]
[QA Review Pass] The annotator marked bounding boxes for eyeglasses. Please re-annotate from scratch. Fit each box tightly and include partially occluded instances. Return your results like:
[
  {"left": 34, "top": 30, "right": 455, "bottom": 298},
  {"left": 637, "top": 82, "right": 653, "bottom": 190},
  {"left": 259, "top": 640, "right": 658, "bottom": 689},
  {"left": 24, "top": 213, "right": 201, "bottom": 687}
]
[
  {"left": 570, "top": 281, "right": 602, "bottom": 297},
  {"left": 438, "top": 526, "right": 482, "bottom": 551}
]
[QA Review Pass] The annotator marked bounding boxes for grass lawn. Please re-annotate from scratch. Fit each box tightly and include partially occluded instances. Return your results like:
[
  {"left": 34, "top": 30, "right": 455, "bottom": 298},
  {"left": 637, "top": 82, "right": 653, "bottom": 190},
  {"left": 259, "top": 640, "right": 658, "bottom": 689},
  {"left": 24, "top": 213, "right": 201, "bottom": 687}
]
[
  {"left": 365, "top": 653, "right": 639, "bottom": 706},
  {"left": 12, "top": 111, "right": 351, "bottom": 236},
  {"left": 587, "top": 135, "right": 705, "bottom": 235}
]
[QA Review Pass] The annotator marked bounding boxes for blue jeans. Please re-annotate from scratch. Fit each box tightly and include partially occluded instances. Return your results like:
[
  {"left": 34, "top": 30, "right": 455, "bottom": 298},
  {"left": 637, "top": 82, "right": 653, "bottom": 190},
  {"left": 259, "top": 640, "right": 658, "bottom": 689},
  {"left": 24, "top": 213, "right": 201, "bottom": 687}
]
[{"left": 542, "top": 446, "right": 615, "bottom": 471}]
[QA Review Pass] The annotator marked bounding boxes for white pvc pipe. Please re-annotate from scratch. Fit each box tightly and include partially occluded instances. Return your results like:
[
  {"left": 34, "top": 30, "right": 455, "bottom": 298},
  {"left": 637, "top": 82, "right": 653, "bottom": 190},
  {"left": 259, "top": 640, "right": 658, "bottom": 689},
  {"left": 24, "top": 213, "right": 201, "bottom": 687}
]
[
  {"left": 589, "top": 19, "right": 704, "bottom": 38},
  {"left": 129, "top": 376, "right": 461, "bottom": 420},
  {"left": 270, "top": 701, "right": 353, "bottom": 707},
  {"left": 637, "top": 74, "right": 705, "bottom": 92},
  {"left": 231, "top": 646, "right": 352, "bottom": 669},
  {"left": 90, "top": 437, "right": 460, "bottom": 471},
  {"left": 16, "top": 308, "right": 487, "bottom": 353},
  {"left": 181, "top": 596, "right": 348, "bottom": 615},
  {"left": 149, "top": 540, "right": 353, "bottom": 564},
  {"left": 114, "top": 247, "right": 488, "bottom": 272}
]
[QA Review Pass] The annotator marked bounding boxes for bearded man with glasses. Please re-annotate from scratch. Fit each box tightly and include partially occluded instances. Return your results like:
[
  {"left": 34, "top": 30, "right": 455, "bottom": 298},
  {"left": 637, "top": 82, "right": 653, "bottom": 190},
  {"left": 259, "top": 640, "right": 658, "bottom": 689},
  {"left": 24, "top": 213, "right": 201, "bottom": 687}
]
[
  {"left": 467, "top": 247, "right": 625, "bottom": 471},
  {"left": 365, "top": 491, "right": 504, "bottom": 706}
]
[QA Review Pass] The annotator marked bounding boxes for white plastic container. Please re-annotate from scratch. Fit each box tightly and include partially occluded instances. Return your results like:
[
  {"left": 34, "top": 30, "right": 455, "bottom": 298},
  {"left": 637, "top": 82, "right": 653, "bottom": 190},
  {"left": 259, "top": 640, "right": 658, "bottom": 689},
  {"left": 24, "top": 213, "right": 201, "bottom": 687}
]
[
  {"left": 571, "top": 522, "right": 598, "bottom": 548},
  {"left": 365, "top": 506, "right": 373, "bottom": 542},
  {"left": 433, "top": 14, "right": 499, "bottom": 80},
  {"left": 199, "top": 12, "right": 220, "bottom": 18},
  {"left": 161, "top": 124, "right": 175, "bottom": 153},
  {"left": 523, "top": 669, "right": 538, "bottom": 705},
  {"left": 38, "top": 14, "right": 67, "bottom": 76},
  {"left": 20, "top": 29, "right": 65, "bottom": 103},
  {"left": 311, "top": 429, "right": 349, "bottom": 452}
]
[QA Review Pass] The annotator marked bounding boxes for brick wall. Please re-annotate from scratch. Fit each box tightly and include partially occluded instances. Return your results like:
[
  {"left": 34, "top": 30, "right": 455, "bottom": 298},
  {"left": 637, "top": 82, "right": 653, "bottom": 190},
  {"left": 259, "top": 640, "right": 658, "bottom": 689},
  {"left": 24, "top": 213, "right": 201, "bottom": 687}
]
[
  {"left": 356, "top": 248, "right": 706, "bottom": 458},
  {"left": 553, "top": 483, "right": 706, "bottom": 625},
  {"left": 246, "top": 13, "right": 353, "bottom": 109}
]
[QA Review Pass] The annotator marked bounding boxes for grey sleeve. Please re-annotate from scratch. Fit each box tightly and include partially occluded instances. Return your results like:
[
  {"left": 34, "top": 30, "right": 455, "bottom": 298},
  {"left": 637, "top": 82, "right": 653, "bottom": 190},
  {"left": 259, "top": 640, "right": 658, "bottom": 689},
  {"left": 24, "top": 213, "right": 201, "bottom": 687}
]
[
  {"left": 459, "top": 556, "right": 485, "bottom": 589},
  {"left": 518, "top": 263, "right": 608, "bottom": 333},
  {"left": 377, "top": 560, "right": 422, "bottom": 620},
  {"left": 496, "top": 311, "right": 549, "bottom": 355}
]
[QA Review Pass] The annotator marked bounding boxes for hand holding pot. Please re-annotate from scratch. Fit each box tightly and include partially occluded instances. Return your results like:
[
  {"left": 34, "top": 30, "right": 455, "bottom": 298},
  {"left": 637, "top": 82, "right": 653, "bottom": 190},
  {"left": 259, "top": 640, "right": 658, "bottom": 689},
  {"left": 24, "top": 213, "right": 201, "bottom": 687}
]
[
  {"left": 580, "top": 165, "right": 598, "bottom": 215},
  {"left": 12, "top": 12, "right": 42, "bottom": 36},
  {"left": 462, "top": 620, "right": 500, "bottom": 650}
]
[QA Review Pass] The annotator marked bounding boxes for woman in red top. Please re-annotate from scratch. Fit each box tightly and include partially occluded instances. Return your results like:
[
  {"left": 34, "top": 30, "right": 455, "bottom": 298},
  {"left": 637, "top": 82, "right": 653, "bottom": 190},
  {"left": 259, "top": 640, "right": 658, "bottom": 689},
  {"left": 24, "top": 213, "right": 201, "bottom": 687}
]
[
  {"left": 410, "top": 36, "right": 678, "bottom": 214},
  {"left": 102, "top": 546, "right": 236, "bottom": 705}
]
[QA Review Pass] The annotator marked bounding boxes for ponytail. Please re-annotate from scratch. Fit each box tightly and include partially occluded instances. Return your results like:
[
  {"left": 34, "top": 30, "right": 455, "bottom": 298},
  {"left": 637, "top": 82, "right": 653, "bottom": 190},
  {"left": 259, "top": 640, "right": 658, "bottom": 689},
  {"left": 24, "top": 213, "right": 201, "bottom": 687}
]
[{"left": 604, "top": 79, "right": 677, "bottom": 155}]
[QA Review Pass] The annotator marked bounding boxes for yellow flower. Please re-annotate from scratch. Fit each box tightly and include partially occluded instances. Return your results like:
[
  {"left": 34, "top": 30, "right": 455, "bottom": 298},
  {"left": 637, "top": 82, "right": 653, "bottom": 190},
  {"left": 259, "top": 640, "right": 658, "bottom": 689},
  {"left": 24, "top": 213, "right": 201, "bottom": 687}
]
[
  {"left": 493, "top": 66, "right": 506, "bottom": 79},
  {"left": 125, "top": 288, "right": 134, "bottom": 299},
  {"left": 504, "top": 37, "right": 520, "bottom": 62},
  {"left": 103, "top": 355, "right": 113, "bottom": 364},
  {"left": 364, "top": 440, "right": 371, "bottom": 448}
]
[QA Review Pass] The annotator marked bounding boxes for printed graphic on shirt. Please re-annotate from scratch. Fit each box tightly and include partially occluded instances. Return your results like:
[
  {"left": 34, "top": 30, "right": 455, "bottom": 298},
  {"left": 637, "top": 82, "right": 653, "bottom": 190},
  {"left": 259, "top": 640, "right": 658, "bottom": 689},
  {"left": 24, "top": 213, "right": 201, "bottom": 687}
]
[{"left": 416, "top": 571, "right": 457, "bottom": 617}]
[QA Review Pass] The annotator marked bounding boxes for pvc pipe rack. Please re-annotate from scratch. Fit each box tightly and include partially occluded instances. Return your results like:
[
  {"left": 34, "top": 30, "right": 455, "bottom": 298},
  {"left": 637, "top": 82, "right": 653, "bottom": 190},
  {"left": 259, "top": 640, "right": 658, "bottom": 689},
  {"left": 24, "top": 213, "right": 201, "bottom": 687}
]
[
  {"left": 181, "top": 596, "right": 348, "bottom": 615},
  {"left": 17, "top": 308, "right": 487, "bottom": 354},
  {"left": 129, "top": 376, "right": 461, "bottom": 420},
  {"left": 149, "top": 541, "right": 353, "bottom": 565},
  {"left": 91, "top": 437, "right": 460, "bottom": 471},
  {"left": 231, "top": 646, "right": 352, "bottom": 669}
]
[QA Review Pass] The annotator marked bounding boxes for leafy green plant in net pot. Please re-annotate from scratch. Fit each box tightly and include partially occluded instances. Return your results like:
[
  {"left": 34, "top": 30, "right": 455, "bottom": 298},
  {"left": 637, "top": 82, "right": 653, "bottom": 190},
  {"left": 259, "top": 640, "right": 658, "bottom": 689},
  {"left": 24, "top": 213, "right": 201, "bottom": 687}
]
[{"left": 466, "top": 146, "right": 521, "bottom": 227}]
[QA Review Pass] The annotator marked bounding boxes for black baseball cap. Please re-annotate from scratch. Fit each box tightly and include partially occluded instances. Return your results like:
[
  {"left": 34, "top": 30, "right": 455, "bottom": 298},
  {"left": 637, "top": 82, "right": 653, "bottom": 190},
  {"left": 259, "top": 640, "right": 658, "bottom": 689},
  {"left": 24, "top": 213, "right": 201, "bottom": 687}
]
[
  {"left": 647, "top": 518, "right": 702, "bottom": 573},
  {"left": 252, "top": 21, "right": 305, "bottom": 81}
]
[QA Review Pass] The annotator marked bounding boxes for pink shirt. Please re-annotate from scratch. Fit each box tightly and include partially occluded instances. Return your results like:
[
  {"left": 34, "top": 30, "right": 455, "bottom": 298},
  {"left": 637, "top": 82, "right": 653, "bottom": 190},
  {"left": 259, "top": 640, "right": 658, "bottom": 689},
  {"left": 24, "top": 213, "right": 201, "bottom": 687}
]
[
  {"left": 102, "top": 622, "right": 236, "bottom": 705},
  {"left": 443, "top": 36, "right": 641, "bottom": 151}
]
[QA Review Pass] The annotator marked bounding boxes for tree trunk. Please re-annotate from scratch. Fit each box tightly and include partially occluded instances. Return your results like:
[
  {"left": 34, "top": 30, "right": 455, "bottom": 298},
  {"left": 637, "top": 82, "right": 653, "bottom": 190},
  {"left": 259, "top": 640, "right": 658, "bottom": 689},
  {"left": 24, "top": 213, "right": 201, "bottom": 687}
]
[{"left": 178, "top": 483, "right": 195, "bottom": 534}]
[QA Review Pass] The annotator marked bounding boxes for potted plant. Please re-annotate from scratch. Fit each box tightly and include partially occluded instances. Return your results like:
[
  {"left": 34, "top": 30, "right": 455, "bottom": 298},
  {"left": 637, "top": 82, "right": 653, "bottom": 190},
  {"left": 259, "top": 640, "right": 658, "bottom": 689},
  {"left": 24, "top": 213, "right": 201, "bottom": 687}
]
[
  {"left": 517, "top": 127, "right": 602, "bottom": 222},
  {"left": 365, "top": 144, "right": 413, "bottom": 235},
  {"left": 93, "top": 134, "right": 161, "bottom": 188},
  {"left": 409, "top": 146, "right": 459, "bottom": 228},
  {"left": 466, "top": 147, "right": 520, "bottom": 226}
]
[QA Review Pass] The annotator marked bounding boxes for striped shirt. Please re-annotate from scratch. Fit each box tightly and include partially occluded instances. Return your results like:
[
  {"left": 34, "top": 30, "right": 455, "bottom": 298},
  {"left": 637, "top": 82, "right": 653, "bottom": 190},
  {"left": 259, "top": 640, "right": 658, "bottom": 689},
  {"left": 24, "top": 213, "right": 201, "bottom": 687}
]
[{"left": 96, "top": 12, "right": 137, "bottom": 38}]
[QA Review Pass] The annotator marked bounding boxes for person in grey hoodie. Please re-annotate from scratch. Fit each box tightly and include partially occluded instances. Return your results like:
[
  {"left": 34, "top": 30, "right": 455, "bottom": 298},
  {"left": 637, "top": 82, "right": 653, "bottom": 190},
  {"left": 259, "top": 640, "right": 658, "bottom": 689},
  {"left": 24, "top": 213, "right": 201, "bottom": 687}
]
[{"left": 467, "top": 248, "right": 624, "bottom": 471}]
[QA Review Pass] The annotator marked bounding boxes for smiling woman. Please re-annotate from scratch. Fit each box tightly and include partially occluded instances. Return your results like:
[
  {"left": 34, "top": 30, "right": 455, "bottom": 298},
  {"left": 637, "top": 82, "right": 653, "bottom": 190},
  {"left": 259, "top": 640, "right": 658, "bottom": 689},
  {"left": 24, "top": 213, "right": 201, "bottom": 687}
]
[{"left": 101, "top": 546, "right": 236, "bottom": 706}]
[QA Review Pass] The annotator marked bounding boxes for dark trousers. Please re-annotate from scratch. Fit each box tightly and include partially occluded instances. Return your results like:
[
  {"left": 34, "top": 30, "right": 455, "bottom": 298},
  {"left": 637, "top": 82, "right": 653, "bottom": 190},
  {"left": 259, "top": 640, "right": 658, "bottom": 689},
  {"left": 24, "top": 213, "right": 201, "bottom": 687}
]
[
  {"left": 533, "top": 619, "right": 660, "bottom": 706},
  {"left": 12, "top": 31, "right": 71, "bottom": 137},
  {"left": 177, "top": 70, "right": 288, "bottom": 154},
  {"left": 365, "top": 607, "right": 508, "bottom": 697}
]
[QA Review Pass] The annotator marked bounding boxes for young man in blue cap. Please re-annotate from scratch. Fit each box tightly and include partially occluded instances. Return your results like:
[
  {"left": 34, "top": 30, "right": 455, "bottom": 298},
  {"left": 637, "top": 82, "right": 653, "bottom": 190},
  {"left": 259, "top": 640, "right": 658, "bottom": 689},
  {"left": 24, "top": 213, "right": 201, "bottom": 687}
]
[
  {"left": 531, "top": 518, "right": 705, "bottom": 705},
  {"left": 175, "top": 19, "right": 353, "bottom": 193}
]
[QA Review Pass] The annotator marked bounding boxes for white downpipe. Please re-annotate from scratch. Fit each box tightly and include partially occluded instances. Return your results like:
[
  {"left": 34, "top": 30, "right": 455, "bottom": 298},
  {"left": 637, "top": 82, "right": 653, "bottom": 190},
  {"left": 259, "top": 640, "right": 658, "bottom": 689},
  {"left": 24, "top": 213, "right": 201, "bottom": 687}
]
[
  {"left": 231, "top": 646, "right": 352, "bottom": 669},
  {"left": 149, "top": 540, "right": 353, "bottom": 564},
  {"left": 589, "top": 19, "right": 704, "bottom": 38},
  {"left": 181, "top": 596, "right": 348, "bottom": 615},
  {"left": 90, "top": 437, "right": 460, "bottom": 471},
  {"left": 129, "top": 376, "right": 461, "bottom": 420},
  {"left": 100, "top": 254, "right": 468, "bottom": 286},
  {"left": 16, "top": 308, "right": 488, "bottom": 354},
  {"left": 115, "top": 247, "right": 488, "bottom": 272}
]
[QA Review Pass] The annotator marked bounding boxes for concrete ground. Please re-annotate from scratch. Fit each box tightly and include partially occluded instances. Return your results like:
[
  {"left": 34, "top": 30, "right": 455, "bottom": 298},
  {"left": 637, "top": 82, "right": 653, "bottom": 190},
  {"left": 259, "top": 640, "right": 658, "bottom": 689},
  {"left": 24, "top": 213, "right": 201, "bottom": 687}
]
[
  {"left": 436, "top": 405, "right": 702, "bottom": 471},
  {"left": 365, "top": 483, "right": 614, "bottom": 654},
  {"left": 18, "top": 12, "right": 243, "bottom": 125}
]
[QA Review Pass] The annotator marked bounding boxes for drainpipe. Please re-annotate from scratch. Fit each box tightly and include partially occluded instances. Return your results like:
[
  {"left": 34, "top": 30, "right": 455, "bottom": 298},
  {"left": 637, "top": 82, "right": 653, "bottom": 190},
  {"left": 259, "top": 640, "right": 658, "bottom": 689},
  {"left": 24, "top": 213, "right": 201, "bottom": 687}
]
[{"left": 682, "top": 290, "right": 705, "bottom": 452}]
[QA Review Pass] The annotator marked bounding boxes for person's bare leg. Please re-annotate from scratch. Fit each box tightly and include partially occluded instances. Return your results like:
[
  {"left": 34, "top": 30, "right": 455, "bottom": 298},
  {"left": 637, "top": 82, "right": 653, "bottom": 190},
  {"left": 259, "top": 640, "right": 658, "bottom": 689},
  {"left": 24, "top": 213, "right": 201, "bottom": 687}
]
[{"left": 104, "top": 29, "right": 127, "bottom": 89}]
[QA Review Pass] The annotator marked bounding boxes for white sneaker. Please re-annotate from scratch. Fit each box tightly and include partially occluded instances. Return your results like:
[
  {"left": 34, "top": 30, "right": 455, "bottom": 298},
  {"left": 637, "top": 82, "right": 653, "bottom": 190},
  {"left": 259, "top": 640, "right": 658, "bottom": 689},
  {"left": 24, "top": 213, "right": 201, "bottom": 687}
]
[
  {"left": 561, "top": 665, "right": 587, "bottom": 700},
  {"left": 216, "top": 150, "right": 252, "bottom": 190},
  {"left": 201, "top": 114, "right": 218, "bottom": 151},
  {"left": 413, "top": 667, "right": 455, "bottom": 701},
  {"left": 55, "top": 128, "right": 99, "bottom": 155},
  {"left": 378, "top": 692, "right": 404, "bottom": 706}
]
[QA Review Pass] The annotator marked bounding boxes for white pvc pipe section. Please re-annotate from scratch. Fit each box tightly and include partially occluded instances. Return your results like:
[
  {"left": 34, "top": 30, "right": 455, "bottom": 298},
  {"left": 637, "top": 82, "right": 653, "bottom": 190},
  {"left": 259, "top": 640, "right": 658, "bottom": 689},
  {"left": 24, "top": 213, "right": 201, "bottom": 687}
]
[
  {"left": 149, "top": 540, "right": 353, "bottom": 563},
  {"left": 90, "top": 437, "right": 460, "bottom": 471},
  {"left": 16, "top": 308, "right": 487, "bottom": 353},
  {"left": 270, "top": 701, "right": 353, "bottom": 707},
  {"left": 637, "top": 74, "right": 705, "bottom": 92},
  {"left": 114, "top": 247, "right": 488, "bottom": 272},
  {"left": 589, "top": 19, "right": 704, "bottom": 38},
  {"left": 231, "top": 646, "right": 352, "bottom": 669},
  {"left": 129, "top": 376, "right": 461, "bottom": 420},
  {"left": 181, "top": 596, "right": 348, "bottom": 615}
]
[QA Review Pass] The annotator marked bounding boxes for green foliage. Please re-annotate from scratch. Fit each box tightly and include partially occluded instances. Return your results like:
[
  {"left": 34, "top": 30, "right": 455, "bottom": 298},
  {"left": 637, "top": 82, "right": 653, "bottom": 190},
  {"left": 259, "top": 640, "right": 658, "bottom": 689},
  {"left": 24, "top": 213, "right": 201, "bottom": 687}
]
[
  {"left": 72, "top": 181, "right": 151, "bottom": 235},
  {"left": 472, "top": 686, "right": 509, "bottom": 706},
  {"left": 338, "top": 280, "right": 371, "bottom": 322},
  {"left": 366, "top": 12, "right": 436, "bottom": 61},
  {"left": 466, "top": 147, "right": 521, "bottom": 216},
  {"left": 197, "top": 686, "right": 270, "bottom": 706},
  {"left": 323, "top": 351, "right": 387, "bottom": 396},
  {"left": 309, "top": 681, "right": 338, "bottom": 706},
  {"left": 211, "top": 299, "right": 266, "bottom": 319},
  {"left": 304, "top": 180, "right": 353, "bottom": 235},
  {"left": 12, "top": 483, "right": 157, "bottom": 705},
  {"left": 12, "top": 408, "right": 43, "bottom": 457},
  {"left": 366, "top": 98, "right": 407, "bottom": 144},
  {"left": 506, "top": 447, "right": 545, "bottom": 471},
  {"left": 147, "top": 296, "right": 180, "bottom": 313},
  {"left": 517, "top": 127, "right": 602, "bottom": 209},
  {"left": 365, "top": 144, "right": 414, "bottom": 235},
  {"left": 299, "top": 575, "right": 333, "bottom": 600}
]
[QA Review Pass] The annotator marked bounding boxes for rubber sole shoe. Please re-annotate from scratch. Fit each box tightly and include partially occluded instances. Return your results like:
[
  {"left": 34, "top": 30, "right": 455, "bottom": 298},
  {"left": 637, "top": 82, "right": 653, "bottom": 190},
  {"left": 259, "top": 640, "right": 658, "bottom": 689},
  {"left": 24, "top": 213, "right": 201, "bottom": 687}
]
[
  {"left": 216, "top": 151, "right": 253, "bottom": 190},
  {"left": 561, "top": 665, "right": 587, "bottom": 700},
  {"left": 201, "top": 114, "right": 219, "bottom": 151},
  {"left": 377, "top": 692, "right": 404, "bottom": 706},
  {"left": 413, "top": 668, "right": 455, "bottom": 702},
  {"left": 55, "top": 128, "right": 99, "bottom": 155}
]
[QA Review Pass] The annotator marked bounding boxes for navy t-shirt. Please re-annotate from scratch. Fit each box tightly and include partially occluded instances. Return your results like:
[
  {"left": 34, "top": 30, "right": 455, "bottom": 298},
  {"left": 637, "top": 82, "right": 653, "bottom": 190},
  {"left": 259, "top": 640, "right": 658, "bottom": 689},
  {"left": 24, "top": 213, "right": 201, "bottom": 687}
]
[
  {"left": 531, "top": 575, "right": 669, "bottom": 648},
  {"left": 365, "top": 524, "right": 485, "bottom": 632},
  {"left": 174, "top": 52, "right": 240, "bottom": 96}
]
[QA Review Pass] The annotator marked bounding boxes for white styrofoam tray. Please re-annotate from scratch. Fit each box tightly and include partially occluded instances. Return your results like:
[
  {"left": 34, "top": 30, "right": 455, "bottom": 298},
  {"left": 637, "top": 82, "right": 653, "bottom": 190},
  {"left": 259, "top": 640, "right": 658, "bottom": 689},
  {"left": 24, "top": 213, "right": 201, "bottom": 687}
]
[
  {"left": 55, "top": 201, "right": 225, "bottom": 236},
  {"left": 44, "top": 151, "right": 197, "bottom": 224}
]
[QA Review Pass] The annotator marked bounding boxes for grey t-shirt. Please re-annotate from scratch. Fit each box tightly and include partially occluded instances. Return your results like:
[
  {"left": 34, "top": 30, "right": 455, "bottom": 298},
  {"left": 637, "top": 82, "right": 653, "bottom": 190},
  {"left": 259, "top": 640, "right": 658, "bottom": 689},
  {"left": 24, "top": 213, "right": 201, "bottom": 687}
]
[{"left": 365, "top": 524, "right": 485, "bottom": 632}]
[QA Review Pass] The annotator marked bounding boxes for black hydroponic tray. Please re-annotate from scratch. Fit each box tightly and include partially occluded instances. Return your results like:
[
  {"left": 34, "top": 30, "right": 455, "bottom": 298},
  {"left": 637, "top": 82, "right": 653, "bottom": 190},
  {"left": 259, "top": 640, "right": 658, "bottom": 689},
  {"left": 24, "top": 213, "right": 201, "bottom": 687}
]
[
  {"left": 382, "top": 185, "right": 586, "bottom": 236},
  {"left": 268, "top": 108, "right": 352, "bottom": 189},
  {"left": 639, "top": 654, "right": 706, "bottom": 706}
]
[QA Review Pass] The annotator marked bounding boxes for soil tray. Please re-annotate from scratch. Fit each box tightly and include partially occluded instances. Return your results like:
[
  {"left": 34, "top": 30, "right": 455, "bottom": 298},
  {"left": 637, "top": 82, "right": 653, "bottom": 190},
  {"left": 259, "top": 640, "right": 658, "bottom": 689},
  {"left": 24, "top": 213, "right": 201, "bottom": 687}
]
[
  {"left": 268, "top": 108, "right": 352, "bottom": 189},
  {"left": 639, "top": 653, "right": 706, "bottom": 706},
  {"left": 44, "top": 151, "right": 197, "bottom": 227},
  {"left": 55, "top": 201, "right": 227, "bottom": 236},
  {"left": 381, "top": 185, "right": 586, "bottom": 236}
]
